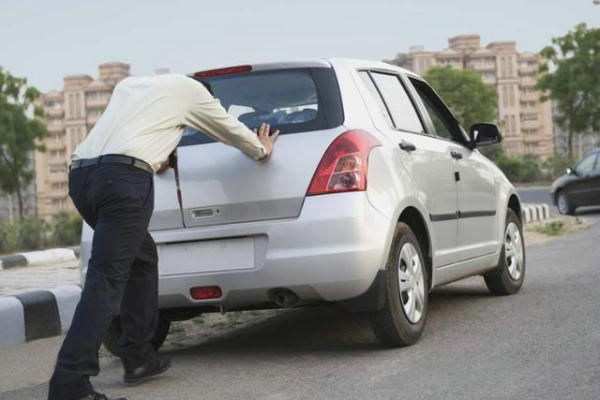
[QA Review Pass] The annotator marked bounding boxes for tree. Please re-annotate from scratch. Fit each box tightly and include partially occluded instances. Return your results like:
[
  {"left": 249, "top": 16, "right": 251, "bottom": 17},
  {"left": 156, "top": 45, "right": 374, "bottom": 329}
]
[
  {"left": 538, "top": 23, "right": 600, "bottom": 161},
  {"left": 424, "top": 66, "right": 501, "bottom": 159},
  {"left": 0, "top": 67, "right": 48, "bottom": 219},
  {"left": 383, "top": 53, "right": 411, "bottom": 69},
  {"left": 424, "top": 66, "right": 498, "bottom": 130}
]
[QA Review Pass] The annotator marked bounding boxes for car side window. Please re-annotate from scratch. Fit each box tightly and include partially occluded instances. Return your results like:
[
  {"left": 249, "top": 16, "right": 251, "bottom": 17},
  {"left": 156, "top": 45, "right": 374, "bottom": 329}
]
[
  {"left": 358, "top": 71, "right": 394, "bottom": 129},
  {"left": 409, "top": 78, "right": 467, "bottom": 144},
  {"left": 369, "top": 72, "right": 425, "bottom": 133},
  {"left": 576, "top": 153, "right": 598, "bottom": 176}
]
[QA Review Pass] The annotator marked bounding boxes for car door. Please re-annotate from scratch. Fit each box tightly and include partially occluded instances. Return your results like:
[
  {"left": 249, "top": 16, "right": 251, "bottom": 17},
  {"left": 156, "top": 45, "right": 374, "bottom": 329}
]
[
  {"left": 569, "top": 151, "right": 599, "bottom": 206},
  {"left": 357, "top": 70, "right": 462, "bottom": 267},
  {"left": 587, "top": 152, "right": 600, "bottom": 205},
  {"left": 407, "top": 77, "right": 497, "bottom": 260}
]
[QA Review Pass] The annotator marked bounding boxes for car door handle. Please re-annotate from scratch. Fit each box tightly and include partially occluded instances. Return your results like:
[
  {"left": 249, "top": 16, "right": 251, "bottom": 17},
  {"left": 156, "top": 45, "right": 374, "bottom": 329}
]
[
  {"left": 450, "top": 150, "right": 463, "bottom": 160},
  {"left": 399, "top": 141, "right": 416, "bottom": 152}
]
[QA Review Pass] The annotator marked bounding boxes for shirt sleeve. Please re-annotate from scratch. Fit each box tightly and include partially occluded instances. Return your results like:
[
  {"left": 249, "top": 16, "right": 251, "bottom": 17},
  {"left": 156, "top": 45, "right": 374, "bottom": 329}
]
[{"left": 183, "top": 82, "right": 268, "bottom": 161}]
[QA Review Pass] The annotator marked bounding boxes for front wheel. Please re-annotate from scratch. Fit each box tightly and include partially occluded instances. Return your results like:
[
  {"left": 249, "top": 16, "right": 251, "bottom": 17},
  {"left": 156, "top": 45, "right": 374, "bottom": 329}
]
[
  {"left": 484, "top": 209, "right": 526, "bottom": 295},
  {"left": 103, "top": 313, "right": 171, "bottom": 357},
  {"left": 557, "top": 191, "right": 575, "bottom": 215},
  {"left": 369, "top": 223, "right": 428, "bottom": 347}
]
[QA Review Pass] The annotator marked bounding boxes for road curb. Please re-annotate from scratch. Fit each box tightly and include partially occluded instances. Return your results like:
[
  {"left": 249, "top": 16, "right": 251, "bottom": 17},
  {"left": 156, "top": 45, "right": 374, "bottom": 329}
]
[
  {"left": 0, "top": 248, "right": 79, "bottom": 270},
  {"left": 0, "top": 285, "right": 81, "bottom": 347},
  {"left": 521, "top": 203, "right": 550, "bottom": 224}
]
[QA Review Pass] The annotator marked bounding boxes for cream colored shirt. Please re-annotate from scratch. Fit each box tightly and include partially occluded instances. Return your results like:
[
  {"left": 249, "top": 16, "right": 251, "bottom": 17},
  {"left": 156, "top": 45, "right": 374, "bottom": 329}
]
[{"left": 72, "top": 74, "right": 267, "bottom": 171}]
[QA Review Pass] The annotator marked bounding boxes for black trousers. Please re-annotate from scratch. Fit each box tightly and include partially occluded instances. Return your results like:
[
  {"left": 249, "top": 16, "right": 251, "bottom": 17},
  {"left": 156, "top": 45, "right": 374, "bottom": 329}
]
[{"left": 48, "top": 163, "right": 158, "bottom": 400}]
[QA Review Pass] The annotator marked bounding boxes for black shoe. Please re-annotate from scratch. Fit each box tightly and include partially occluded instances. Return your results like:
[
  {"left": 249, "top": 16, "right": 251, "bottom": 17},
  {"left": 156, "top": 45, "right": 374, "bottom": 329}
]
[
  {"left": 123, "top": 355, "right": 171, "bottom": 386},
  {"left": 79, "top": 390, "right": 127, "bottom": 400}
]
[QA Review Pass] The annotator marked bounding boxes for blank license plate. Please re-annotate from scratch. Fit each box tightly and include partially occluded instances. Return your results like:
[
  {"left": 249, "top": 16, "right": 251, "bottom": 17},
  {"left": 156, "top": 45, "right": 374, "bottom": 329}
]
[{"left": 158, "top": 237, "right": 255, "bottom": 276}]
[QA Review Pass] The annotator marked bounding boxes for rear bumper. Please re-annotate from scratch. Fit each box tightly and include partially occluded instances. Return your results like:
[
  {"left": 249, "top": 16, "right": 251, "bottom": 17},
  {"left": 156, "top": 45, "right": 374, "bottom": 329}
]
[
  {"left": 151, "top": 192, "right": 390, "bottom": 309},
  {"left": 79, "top": 192, "right": 391, "bottom": 309}
]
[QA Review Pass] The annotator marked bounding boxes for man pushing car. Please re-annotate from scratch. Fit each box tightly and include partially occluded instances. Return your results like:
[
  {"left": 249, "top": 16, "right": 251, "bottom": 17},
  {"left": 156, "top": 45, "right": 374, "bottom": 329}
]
[{"left": 48, "top": 74, "right": 279, "bottom": 400}]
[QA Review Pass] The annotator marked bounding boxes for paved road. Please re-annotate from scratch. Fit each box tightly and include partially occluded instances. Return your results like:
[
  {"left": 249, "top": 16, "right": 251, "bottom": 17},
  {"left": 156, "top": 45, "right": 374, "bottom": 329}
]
[
  {"left": 2, "top": 224, "right": 600, "bottom": 400},
  {"left": 518, "top": 186, "right": 600, "bottom": 219}
]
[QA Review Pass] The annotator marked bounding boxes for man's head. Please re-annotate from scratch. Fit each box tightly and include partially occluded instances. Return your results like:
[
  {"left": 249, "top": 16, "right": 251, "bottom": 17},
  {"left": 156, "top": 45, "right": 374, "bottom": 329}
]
[{"left": 189, "top": 75, "right": 214, "bottom": 95}]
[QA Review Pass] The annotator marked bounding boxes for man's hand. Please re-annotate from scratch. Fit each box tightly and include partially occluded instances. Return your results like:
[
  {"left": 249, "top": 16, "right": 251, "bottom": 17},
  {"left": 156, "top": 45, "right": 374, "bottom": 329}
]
[
  {"left": 156, "top": 160, "right": 169, "bottom": 174},
  {"left": 156, "top": 151, "right": 177, "bottom": 174},
  {"left": 254, "top": 123, "right": 280, "bottom": 159}
]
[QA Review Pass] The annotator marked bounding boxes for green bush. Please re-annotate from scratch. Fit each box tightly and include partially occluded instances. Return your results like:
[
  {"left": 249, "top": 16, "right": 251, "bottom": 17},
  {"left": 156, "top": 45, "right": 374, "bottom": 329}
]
[
  {"left": 0, "top": 222, "right": 20, "bottom": 253},
  {"left": 50, "top": 212, "right": 82, "bottom": 247},
  {"left": 0, "top": 212, "right": 82, "bottom": 253},
  {"left": 19, "top": 218, "right": 49, "bottom": 250},
  {"left": 534, "top": 221, "right": 565, "bottom": 236},
  {"left": 479, "top": 143, "right": 572, "bottom": 184},
  {"left": 541, "top": 154, "right": 572, "bottom": 181},
  {"left": 495, "top": 155, "right": 543, "bottom": 183}
]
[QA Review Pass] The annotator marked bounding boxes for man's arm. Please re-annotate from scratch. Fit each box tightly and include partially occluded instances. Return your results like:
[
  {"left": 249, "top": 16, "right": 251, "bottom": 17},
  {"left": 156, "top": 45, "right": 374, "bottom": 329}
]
[{"left": 183, "top": 86, "right": 279, "bottom": 160}]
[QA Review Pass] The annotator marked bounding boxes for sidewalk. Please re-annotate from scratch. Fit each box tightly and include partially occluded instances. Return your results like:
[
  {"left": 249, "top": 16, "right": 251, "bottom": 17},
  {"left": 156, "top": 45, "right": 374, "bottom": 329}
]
[{"left": 0, "top": 260, "right": 80, "bottom": 296}]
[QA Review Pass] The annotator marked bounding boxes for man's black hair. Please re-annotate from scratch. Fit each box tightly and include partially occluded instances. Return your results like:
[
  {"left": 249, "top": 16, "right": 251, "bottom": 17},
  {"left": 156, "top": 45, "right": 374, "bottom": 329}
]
[{"left": 189, "top": 75, "right": 214, "bottom": 95}]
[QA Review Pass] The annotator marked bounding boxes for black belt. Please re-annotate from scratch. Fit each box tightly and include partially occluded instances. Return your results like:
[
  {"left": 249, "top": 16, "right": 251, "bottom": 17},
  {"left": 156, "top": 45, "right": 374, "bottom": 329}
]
[{"left": 70, "top": 154, "right": 153, "bottom": 174}]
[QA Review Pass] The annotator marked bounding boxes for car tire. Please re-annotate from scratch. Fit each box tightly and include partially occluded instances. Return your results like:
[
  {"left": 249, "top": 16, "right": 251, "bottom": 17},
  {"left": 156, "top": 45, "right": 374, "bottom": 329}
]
[
  {"left": 484, "top": 209, "right": 526, "bottom": 295},
  {"left": 369, "top": 222, "right": 428, "bottom": 347},
  {"left": 557, "top": 191, "right": 575, "bottom": 215},
  {"left": 103, "top": 313, "right": 171, "bottom": 357}
]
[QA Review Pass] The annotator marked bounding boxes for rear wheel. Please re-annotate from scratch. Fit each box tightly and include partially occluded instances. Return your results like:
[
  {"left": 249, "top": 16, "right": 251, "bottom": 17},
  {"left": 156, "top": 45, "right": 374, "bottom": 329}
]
[
  {"left": 557, "top": 191, "right": 575, "bottom": 215},
  {"left": 369, "top": 223, "right": 428, "bottom": 347},
  {"left": 484, "top": 209, "right": 526, "bottom": 295},
  {"left": 103, "top": 313, "right": 171, "bottom": 357}
]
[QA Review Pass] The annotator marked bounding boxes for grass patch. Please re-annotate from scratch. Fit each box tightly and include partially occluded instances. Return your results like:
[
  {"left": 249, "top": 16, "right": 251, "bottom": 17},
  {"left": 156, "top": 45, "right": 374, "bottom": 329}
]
[{"left": 534, "top": 221, "right": 565, "bottom": 236}]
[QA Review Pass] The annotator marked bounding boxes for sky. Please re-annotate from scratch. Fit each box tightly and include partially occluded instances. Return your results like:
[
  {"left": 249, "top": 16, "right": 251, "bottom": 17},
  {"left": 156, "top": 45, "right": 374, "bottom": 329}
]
[{"left": 1, "top": 0, "right": 598, "bottom": 92}]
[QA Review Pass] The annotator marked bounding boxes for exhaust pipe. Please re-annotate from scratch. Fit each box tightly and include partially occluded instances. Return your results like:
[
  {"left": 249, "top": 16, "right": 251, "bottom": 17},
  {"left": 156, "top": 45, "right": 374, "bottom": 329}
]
[{"left": 268, "top": 288, "right": 299, "bottom": 308}]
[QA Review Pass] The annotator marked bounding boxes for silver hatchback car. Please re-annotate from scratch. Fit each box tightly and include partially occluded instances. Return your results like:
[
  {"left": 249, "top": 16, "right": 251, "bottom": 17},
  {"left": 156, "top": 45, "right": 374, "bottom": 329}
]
[{"left": 80, "top": 59, "right": 525, "bottom": 353}]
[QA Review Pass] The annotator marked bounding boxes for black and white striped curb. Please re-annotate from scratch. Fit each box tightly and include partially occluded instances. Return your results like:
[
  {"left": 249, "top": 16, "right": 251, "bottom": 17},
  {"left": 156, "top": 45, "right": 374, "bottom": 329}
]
[
  {"left": 521, "top": 203, "right": 551, "bottom": 224},
  {"left": 0, "top": 285, "right": 81, "bottom": 347},
  {"left": 0, "top": 248, "right": 79, "bottom": 270}
]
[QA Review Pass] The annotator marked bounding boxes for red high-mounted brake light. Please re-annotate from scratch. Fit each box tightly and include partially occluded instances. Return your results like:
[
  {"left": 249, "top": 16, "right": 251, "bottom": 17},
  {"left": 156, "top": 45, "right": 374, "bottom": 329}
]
[
  {"left": 306, "top": 130, "right": 381, "bottom": 196},
  {"left": 193, "top": 65, "right": 252, "bottom": 78}
]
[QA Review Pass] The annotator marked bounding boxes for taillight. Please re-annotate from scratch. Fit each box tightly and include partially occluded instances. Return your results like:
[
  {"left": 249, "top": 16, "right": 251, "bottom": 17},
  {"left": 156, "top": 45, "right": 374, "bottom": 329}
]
[
  {"left": 307, "top": 130, "right": 380, "bottom": 196},
  {"left": 190, "top": 286, "right": 222, "bottom": 300},
  {"left": 193, "top": 65, "right": 252, "bottom": 78}
]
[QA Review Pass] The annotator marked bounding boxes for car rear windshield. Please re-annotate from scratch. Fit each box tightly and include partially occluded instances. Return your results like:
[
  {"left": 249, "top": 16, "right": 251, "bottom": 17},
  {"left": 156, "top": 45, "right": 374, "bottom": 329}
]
[{"left": 178, "top": 67, "right": 343, "bottom": 147}]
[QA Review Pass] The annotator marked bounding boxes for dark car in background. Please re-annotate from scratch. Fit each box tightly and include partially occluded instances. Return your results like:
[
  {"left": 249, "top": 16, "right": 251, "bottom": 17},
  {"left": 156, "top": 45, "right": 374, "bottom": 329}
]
[{"left": 551, "top": 149, "right": 600, "bottom": 215}]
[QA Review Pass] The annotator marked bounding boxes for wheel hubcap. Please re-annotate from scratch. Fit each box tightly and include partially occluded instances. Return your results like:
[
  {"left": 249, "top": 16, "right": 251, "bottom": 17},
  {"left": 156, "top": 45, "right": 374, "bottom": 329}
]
[
  {"left": 504, "top": 222, "right": 524, "bottom": 280},
  {"left": 398, "top": 243, "right": 425, "bottom": 324},
  {"left": 558, "top": 194, "right": 568, "bottom": 214}
]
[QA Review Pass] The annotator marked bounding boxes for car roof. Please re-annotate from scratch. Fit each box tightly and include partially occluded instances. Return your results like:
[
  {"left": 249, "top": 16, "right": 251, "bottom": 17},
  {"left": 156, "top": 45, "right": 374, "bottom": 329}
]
[
  {"left": 328, "top": 57, "right": 420, "bottom": 78},
  {"left": 191, "top": 58, "right": 422, "bottom": 79}
]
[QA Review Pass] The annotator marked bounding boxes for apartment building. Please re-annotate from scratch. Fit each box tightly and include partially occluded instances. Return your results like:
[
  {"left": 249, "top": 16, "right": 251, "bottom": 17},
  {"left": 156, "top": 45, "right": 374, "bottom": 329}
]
[
  {"left": 399, "top": 34, "right": 554, "bottom": 159},
  {"left": 35, "top": 62, "right": 130, "bottom": 219}
]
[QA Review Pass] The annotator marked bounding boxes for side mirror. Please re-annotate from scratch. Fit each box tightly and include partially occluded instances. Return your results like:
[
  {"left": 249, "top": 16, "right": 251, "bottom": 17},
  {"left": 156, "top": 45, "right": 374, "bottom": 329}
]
[
  {"left": 566, "top": 167, "right": 575, "bottom": 176},
  {"left": 469, "top": 123, "right": 502, "bottom": 148}
]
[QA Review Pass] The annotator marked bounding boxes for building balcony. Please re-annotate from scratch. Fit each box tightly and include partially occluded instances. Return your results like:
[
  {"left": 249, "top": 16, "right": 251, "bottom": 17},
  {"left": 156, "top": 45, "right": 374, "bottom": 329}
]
[
  {"left": 44, "top": 139, "right": 65, "bottom": 151},
  {"left": 86, "top": 97, "right": 110, "bottom": 108},
  {"left": 519, "top": 65, "right": 538, "bottom": 75},
  {"left": 471, "top": 63, "right": 496, "bottom": 72},
  {"left": 521, "top": 119, "right": 541, "bottom": 130},
  {"left": 47, "top": 123, "right": 64, "bottom": 133},
  {"left": 523, "top": 137, "right": 542, "bottom": 145},
  {"left": 520, "top": 92, "right": 539, "bottom": 102},
  {"left": 47, "top": 189, "right": 68, "bottom": 200},
  {"left": 520, "top": 77, "right": 536, "bottom": 88},
  {"left": 48, "top": 172, "right": 68, "bottom": 184},
  {"left": 45, "top": 107, "right": 64, "bottom": 117}
]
